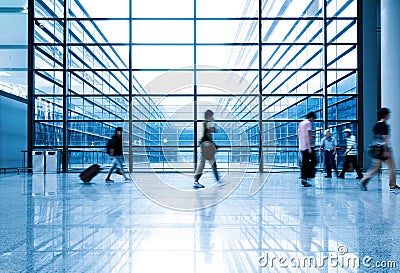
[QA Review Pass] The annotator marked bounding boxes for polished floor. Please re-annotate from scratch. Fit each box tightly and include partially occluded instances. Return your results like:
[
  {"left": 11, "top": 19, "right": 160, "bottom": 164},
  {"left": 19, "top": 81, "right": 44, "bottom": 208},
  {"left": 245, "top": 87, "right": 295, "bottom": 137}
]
[{"left": 0, "top": 170, "right": 400, "bottom": 273}]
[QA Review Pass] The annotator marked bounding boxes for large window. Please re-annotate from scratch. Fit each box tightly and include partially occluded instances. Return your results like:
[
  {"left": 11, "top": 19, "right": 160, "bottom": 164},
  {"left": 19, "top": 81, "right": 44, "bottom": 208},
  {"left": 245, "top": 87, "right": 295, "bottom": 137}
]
[
  {"left": 0, "top": 1, "right": 27, "bottom": 98},
  {"left": 31, "top": 0, "right": 359, "bottom": 171}
]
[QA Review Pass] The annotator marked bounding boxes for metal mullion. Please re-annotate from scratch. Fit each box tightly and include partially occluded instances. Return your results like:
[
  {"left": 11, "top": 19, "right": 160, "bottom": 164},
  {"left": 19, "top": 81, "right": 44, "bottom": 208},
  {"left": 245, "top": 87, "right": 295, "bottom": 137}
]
[
  {"left": 69, "top": 70, "right": 129, "bottom": 99},
  {"left": 131, "top": 17, "right": 195, "bottom": 21},
  {"left": 263, "top": 93, "right": 324, "bottom": 97},
  {"left": 193, "top": 0, "right": 198, "bottom": 170},
  {"left": 261, "top": 68, "right": 323, "bottom": 71},
  {"left": 262, "top": 42, "right": 324, "bottom": 46},
  {"left": 129, "top": 0, "right": 133, "bottom": 172},
  {"left": 34, "top": 70, "right": 122, "bottom": 103},
  {"left": 261, "top": 7, "right": 325, "bottom": 88},
  {"left": 62, "top": 0, "right": 69, "bottom": 172},
  {"left": 261, "top": 40, "right": 323, "bottom": 91},
  {"left": 327, "top": 45, "right": 357, "bottom": 67},
  {"left": 323, "top": 0, "right": 329, "bottom": 130},
  {"left": 325, "top": 70, "right": 358, "bottom": 88},
  {"left": 67, "top": 17, "right": 130, "bottom": 21},
  {"left": 67, "top": 39, "right": 129, "bottom": 82},
  {"left": 28, "top": 0, "right": 35, "bottom": 173},
  {"left": 261, "top": 17, "right": 323, "bottom": 21},
  {"left": 327, "top": 43, "right": 358, "bottom": 46},
  {"left": 326, "top": 17, "right": 358, "bottom": 21},
  {"left": 69, "top": 19, "right": 128, "bottom": 71},
  {"left": 258, "top": 0, "right": 263, "bottom": 172},
  {"left": 34, "top": 71, "right": 128, "bottom": 120},
  {"left": 327, "top": 20, "right": 357, "bottom": 44},
  {"left": 325, "top": 95, "right": 357, "bottom": 109},
  {"left": 34, "top": 47, "right": 63, "bottom": 67},
  {"left": 68, "top": 42, "right": 130, "bottom": 46},
  {"left": 131, "top": 43, "right": 259, "bottom": 46},
  {"left": 326, "top": 68, "right": 358, "bottom": 71},
  {"left": 68, "top": 68, "right": 130, "bottom": 72},
  {"left": 35, "top": 42, "right": 130, "bottom": 92}
]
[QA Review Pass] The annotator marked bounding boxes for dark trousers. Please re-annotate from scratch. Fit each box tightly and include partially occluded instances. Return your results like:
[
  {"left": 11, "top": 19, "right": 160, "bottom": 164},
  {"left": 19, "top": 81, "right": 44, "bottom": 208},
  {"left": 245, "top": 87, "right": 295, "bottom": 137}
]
[
  {"left": 324, "top": 150, "right": 338, "bottom": 176},
  {"left": 301, "top": 150, "right": 316, "bottom": 180},
  {"left": 339, "top": 155, "right": 363, "bottom": 177}
]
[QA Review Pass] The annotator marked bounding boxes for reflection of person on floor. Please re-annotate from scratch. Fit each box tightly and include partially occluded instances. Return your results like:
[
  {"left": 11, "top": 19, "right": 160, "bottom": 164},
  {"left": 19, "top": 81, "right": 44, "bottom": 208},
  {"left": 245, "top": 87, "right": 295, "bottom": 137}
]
[
  {"left": 338, "top": 128, "right": 363, "bottom": 179},
  {"left": 105, "top": 127, "right": 131, "bottom": 183},
  {"left": 194, "top": 110, "right": 220, "bottom": 189},
  {"left": 360, "top": 108, "right": 400, "bottom": 192}
]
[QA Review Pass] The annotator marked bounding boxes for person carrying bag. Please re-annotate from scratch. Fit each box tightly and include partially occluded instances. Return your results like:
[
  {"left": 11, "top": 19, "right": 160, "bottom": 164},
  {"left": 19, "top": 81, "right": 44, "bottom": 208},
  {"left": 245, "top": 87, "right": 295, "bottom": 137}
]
[{"left": 360, "top": 108, "right": 400, "bottom": 191}]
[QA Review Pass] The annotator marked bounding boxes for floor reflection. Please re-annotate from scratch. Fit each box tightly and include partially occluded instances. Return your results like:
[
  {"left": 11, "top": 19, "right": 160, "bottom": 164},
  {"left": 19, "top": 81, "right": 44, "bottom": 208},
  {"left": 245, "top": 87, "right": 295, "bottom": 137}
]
[{"left": 0, "top": 172, "right": 399, "bottom": 272}]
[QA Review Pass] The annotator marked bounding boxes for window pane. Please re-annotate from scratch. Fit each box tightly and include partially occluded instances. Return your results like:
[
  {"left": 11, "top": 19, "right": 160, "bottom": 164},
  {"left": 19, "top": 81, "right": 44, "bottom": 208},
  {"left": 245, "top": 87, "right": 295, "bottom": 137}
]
[
  {"left": 197, "top": 20, "right": 258, "bottom": 43},
  {"left": 197, "top": 0, "right": 258, "bottom": 18},
  {"left": 132, "top": 21, "right": 193, "bottom": 43},
  {"left": 132, "top": 0, "right": 194, "bottom": 18}
]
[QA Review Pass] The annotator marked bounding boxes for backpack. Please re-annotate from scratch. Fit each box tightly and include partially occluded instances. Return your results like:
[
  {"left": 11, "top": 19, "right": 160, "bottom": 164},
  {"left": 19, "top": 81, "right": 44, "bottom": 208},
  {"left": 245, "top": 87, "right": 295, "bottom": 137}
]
[{"left": 106, "top": 138, "right": 113, "bottom": 155}]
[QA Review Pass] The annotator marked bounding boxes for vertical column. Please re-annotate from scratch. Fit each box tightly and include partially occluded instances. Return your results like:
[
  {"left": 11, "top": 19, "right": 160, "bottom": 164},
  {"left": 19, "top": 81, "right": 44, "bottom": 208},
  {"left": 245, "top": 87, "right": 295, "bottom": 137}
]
[
  {"left": 381, "top": 0, "right": 400, "bottom": 163},
  {"left": 322, "top": 0, "right": 329, "bottom": 130},
  {"left": 128, "top": 0, "right": 133, "bottom": 172},
  {"left": 360, "top": 0, "right": 379, "bottom": 169},
  {"left": 258, "top": 0, "right": 263, "bottom": 172},
  {"left": 194, "top": 0, "right": 198, "bottom": 171},
  {"left": 62, "top": 0, "right": 69, "bottom": 172},
  {"left": 28, "top": 0, "right": 35, "bottom": 171}
]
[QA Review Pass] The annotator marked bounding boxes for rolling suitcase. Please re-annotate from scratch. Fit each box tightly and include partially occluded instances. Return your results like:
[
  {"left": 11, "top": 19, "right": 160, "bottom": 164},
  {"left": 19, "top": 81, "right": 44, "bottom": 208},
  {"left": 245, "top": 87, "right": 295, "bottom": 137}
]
[{"left": 80, "top": 164, "right": 101, "bottom": 183}]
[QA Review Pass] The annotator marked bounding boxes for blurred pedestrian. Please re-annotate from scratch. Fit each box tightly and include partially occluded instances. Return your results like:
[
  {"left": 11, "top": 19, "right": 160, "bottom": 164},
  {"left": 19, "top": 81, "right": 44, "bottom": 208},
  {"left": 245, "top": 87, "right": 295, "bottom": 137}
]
[
  {"left": 320, "top": 129, "right": 339, "bottom": 178},
  {"left": 338, "top": 128, "right": 363, "bottom": 179},
  {"left": 105, "top": 127, "right": 131, "bottom": 183},
  {"left": 194, "top": 110, "right": 220, "bottom": 188},
  {"left": 360, "top": 108, "right": 400, "bottom": 191},
  {"left": 298, "top": 112, "right": 317, "bottom": 187}
]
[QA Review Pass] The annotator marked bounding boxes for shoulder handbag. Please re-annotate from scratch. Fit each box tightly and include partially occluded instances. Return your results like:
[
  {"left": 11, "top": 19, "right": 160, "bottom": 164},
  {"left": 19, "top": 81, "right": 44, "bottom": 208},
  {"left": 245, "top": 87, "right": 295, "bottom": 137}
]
[{"left": 368, "top": 142, "right": 386, "bottom": 160}]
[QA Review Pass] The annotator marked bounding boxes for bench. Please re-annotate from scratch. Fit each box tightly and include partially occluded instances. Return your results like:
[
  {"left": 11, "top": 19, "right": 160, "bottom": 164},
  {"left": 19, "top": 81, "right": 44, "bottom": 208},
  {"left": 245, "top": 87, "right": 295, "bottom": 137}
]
[{"left": 0, "top": 167, "right": 31, "bottom": 174}]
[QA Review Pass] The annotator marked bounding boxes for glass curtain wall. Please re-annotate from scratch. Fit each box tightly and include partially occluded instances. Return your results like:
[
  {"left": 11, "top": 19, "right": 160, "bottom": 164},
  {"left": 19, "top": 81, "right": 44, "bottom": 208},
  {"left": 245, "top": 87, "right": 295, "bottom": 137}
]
[
  {"left": 30, "top": 0, "right": 359, "bottom": 172},
  {"left": 0, "top": 1, "right": 27, "bottom": 98}
]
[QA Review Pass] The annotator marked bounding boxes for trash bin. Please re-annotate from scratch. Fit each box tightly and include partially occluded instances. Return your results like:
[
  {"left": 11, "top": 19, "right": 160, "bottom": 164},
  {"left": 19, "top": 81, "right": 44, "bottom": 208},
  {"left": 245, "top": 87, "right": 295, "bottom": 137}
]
[
  {"left": 45, "top": 150, "right": 58, "bottom": 173},
  {"left": 32, "top": 151, "right": 45, "bottom": 173}
]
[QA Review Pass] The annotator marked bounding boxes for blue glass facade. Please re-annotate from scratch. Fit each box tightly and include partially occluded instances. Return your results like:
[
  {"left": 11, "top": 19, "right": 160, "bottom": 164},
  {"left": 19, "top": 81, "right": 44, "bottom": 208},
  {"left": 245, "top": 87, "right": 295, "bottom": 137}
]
[{"left": 30, "top": 0, "right": 359, "bottom": 171}]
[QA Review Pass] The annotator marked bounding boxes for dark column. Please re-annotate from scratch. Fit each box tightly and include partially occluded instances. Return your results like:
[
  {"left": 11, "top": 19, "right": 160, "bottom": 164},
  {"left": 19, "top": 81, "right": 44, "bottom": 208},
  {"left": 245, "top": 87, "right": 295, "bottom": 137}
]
[
  {"left": 28, "top": 0, "right": 35, "bottom": 171},
  {"left": 360, "top": 0, "right": 379, "bottom": 169}
]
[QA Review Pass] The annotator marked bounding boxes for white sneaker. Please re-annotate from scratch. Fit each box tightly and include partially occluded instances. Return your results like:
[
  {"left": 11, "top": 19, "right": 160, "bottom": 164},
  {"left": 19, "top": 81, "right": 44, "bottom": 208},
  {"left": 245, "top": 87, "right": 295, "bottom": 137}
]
[{"left": 193, "top": 182, "right": 205, "bottom": 189}]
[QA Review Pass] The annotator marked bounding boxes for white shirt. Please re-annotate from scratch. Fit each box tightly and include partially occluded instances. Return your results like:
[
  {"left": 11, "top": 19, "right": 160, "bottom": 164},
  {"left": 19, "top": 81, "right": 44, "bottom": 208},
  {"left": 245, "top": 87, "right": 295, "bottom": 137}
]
[
  {"left": 298, "top": 119, "right": 312, "bottom": 151},
  {"left": 345, "top": 135, "right": 357, "bottom": 156}
]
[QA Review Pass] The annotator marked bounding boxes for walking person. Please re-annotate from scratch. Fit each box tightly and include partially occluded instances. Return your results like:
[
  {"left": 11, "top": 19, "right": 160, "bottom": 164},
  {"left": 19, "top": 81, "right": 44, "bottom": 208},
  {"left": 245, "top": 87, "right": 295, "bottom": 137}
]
[
  {"left": 338, "top": 129, "right": 363, "bottom": 179},
  {"left": 194, "top": 110, "right": 220, "bottom": 189},
  {"left": 360, "top": 108, "right": 400, "bottom": 191},
  {"left": 105, "top": 127, "right": 131, "bottom": 183},
  {"left": 320, "top": 129, "right": 339, "bottom": 178},
  {"left": 298, "top": 112, "right": 317, "bottom": 187}
]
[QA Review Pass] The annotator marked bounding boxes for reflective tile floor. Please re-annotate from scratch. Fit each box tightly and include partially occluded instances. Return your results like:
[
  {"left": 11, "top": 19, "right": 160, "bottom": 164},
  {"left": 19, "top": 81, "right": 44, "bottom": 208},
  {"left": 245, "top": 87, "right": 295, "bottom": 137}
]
[{"left": 1, "top": 170, "right": 400, "bottom": 273}]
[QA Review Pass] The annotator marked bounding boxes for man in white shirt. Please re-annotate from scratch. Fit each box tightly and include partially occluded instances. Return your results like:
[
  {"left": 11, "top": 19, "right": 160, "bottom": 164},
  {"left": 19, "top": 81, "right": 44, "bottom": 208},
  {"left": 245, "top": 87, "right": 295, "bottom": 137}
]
[
  {"left": 320, "top": 129, "right": 339, "bottom": 178},
  {"left": 338, "top": 128, "right": 363, "bottom": 179},
  {"left": 298, "top": 112, "right": 317, "bottom": 187}
]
